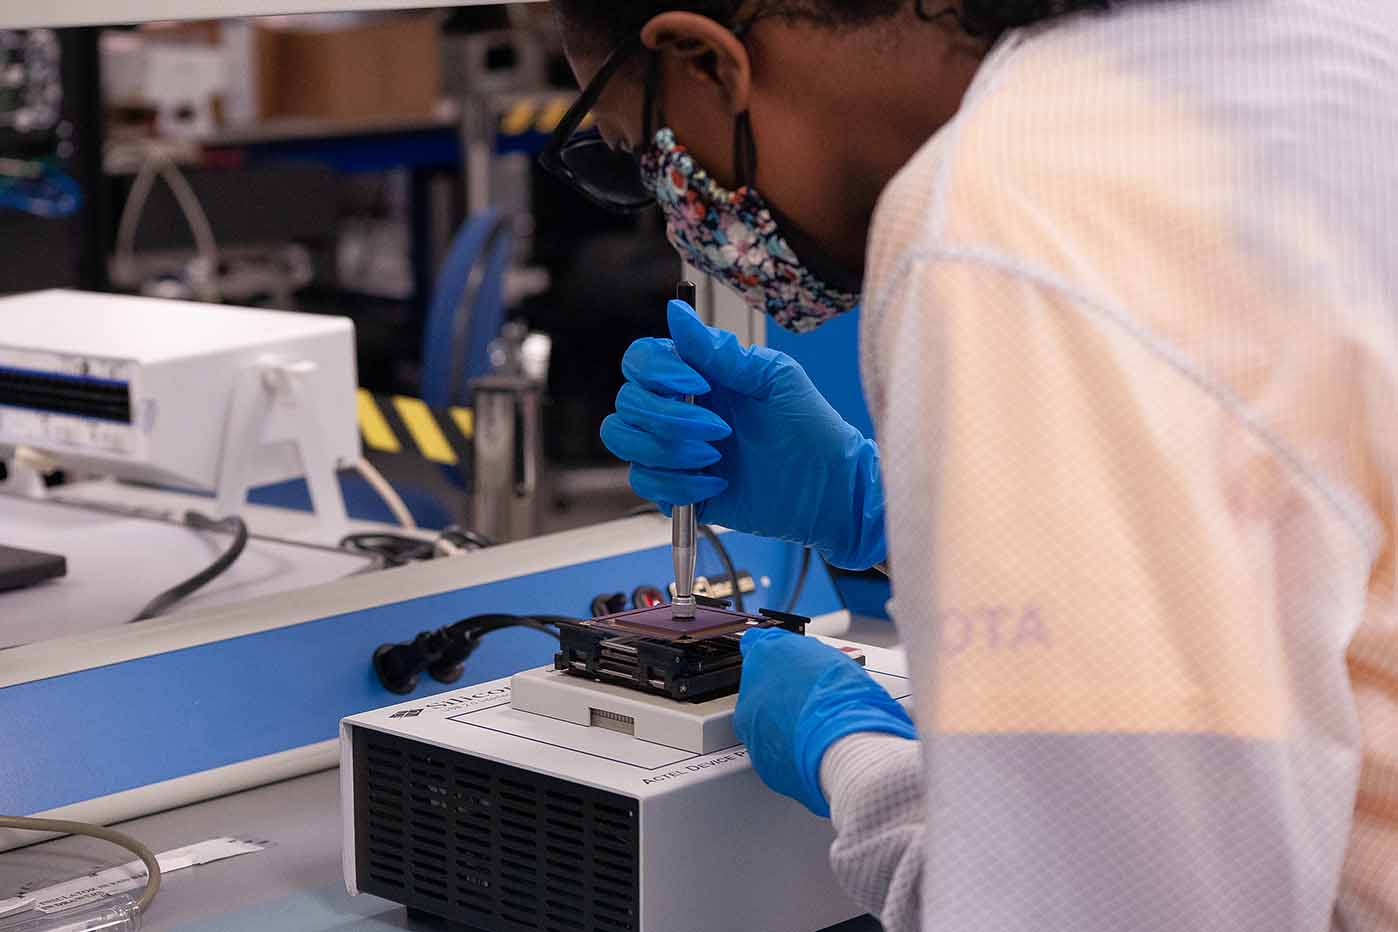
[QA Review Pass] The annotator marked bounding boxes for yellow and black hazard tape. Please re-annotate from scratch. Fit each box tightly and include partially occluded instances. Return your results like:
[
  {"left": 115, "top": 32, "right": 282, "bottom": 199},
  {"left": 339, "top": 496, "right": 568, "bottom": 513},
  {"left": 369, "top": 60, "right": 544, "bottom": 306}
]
[
  {"left": 498, "top": 96, "right": 593, "bottom": 139},
  {"left": 356, "top": 389, "right": 473, "bottom": 467}
]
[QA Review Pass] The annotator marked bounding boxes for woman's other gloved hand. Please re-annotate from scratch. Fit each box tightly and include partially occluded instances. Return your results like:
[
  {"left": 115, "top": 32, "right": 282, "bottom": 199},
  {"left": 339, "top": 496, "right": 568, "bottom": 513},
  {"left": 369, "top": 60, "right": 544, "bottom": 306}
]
[
  {"left": 735, "top": 628, "right": 917, "bottom": 816},
  {"left": 601, "top": 300, "right": 886, "bottom": 570}
]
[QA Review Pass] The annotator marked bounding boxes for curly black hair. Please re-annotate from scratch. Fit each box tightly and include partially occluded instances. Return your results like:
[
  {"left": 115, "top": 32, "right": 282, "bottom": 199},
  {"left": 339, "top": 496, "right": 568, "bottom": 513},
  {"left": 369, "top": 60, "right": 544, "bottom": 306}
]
[{"left": 555, "top": 0, "right": 1116, "bottom": 50}]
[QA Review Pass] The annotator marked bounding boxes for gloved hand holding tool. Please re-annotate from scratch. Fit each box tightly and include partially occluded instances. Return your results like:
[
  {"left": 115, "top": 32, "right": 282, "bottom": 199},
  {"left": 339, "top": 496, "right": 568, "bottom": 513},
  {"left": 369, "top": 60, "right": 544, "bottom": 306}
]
[
  {"left": 602, "top": 300, "right": 886, "bottom": 570},
  {"left": 735, "top": 628, "right": 916, "bottom": 816}
]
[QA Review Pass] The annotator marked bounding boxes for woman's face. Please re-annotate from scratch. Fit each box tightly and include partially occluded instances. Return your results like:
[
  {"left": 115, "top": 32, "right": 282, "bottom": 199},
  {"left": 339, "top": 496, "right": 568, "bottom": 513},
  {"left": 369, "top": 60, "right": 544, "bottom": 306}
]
[
  {"left": 562, "top": 10, "right": 984, "bottom": 286},
  {"left": 563, "top": 15, "right": 880, "bottom": 277}
]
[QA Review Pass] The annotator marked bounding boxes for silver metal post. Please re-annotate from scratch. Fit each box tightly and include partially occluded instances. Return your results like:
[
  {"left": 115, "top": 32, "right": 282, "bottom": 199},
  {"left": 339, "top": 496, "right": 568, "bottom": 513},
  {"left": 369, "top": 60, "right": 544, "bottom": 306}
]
[
  {"left": 670, "top": 391, "right": 698, "bottom": 620},
  {"left": 470, "top": 374, "right": 541, "bottom": 543},
  {"left": 671, "top": 280, "right": 700, "bottom": 619}
]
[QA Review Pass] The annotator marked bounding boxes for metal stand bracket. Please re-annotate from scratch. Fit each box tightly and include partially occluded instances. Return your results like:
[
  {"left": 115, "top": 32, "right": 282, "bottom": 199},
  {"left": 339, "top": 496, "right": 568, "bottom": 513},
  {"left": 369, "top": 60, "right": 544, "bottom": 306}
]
[{"left": 214, "top": 357, "right": 349, "bottom": 538}]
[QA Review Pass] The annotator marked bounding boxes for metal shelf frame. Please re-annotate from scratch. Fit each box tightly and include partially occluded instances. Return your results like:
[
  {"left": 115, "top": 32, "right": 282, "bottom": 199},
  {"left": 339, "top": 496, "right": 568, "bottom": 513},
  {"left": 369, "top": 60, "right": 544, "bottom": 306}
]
[{"left": 3, "top": 0, "right": 538, "bottom": 31}]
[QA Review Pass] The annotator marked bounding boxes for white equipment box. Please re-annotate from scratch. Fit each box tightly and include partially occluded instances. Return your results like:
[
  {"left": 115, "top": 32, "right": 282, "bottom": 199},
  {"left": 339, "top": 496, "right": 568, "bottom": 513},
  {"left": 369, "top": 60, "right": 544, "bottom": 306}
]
[
  {"left": 0, "top": 290, "right": 359, "bottom": 495},
  {"left": 341, "top": 641, "right": 910, "bottom": 932}
]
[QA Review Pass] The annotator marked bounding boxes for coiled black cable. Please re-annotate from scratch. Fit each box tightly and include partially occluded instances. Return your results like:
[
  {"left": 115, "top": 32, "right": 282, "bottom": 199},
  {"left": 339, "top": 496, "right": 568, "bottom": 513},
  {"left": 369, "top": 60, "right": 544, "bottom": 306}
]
[
  {"left": 339, "top": 532, "right": 437, "bottom": 567},
  {"left": 340, "top": 526, "right": 496, "bottom": 568}
]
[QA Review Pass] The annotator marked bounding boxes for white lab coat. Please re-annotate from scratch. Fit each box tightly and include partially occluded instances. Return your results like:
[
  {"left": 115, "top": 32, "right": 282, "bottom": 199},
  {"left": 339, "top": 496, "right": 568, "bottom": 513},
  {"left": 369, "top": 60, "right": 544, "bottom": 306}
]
[{"left": 825, "top": 1, "right": 1398, "bottom": 928}]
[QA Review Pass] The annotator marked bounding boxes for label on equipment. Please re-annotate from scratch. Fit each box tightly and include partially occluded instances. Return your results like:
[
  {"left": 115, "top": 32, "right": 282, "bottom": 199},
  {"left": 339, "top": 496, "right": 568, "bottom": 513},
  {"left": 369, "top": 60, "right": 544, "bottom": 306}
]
[
  {"left": 0, "top": 837, "right": 265, "bottom": 918},
  {"left": 0, "top": 409, "right": 135, "bottom": 454},
  {"left": 0, "top": 350, "right": 133, "bottom": 384}
]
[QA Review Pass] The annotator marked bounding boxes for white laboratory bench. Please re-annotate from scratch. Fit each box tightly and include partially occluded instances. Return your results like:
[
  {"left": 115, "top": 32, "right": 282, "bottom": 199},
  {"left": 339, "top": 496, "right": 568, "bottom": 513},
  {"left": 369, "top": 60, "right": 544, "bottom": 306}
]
[
  {"left": 0, "top": 480, "right": 431, "bottom": 647},
  {"left": 0, "top": 768, "right": 882, "bottom": 932},
  {"left": 50, "top": 478, "right": 425, "bottom": 547},
  {"left": 0, "top": 486, "right": 408, "bottom": 645},
  {"left": 0, "top": 480, "right": 892, "bottom": 930}
]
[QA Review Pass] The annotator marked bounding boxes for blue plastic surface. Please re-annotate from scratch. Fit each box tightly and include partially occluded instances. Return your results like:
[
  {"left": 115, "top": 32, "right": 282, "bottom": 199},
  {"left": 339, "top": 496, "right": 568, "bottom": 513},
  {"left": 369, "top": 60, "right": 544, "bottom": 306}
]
[
  {"left": 767, "top": 311, "right": 891, "bottom": 617},
  {"left": 831, "top": 572, "right": 893, "bottom": 622},
  {"left": 420, "top": 211, "right": 514, "bottom": 408},
  {"left": 765, "top": 308, "right": 873, "bottom": 439},
  {"left": 239, "top": 130, "right": 461, "bottom": 174},
  {"left": 0, "top": 532, "right": 840, "bottom": 815},
  {"left": 248, "top": 470, "right": 453, "bottom": 530}
]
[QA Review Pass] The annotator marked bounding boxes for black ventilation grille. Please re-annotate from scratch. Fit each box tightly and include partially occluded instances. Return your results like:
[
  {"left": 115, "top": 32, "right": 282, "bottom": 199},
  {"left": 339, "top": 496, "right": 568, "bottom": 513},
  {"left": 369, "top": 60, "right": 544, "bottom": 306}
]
[
  {"left": 0, "top": 367, "right": 131, "bottom": 424},
  {"left": 353, "top": 727, "right": 640, "bottom": 932}
]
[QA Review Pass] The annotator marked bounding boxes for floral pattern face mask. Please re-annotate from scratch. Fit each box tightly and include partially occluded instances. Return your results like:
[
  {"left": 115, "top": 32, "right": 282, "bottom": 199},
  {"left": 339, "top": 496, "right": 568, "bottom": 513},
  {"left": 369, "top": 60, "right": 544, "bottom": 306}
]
[{"left": 639, "top": 127, "right": 860, "bottom": 334}]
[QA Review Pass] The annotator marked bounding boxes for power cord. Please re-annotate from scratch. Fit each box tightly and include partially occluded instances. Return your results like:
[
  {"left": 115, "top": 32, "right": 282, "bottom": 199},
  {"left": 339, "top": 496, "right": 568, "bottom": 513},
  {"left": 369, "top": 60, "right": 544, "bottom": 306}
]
[
  {"left": 785, "top": 547, "right": 812, "bottom": 613},
  {"left": 0, "top": 816, "right": 160, "bottom": 914},
  {"left": 373, "top": 614, "right": 571, "bottom": 694},
  {"left": 340, "top": 526, "right": 496, "bottom": 569},
  {"left": 695, "top": 522, "right": 744, "bottom": 613},
  {"left": 129, "top": 512, "right": 248, "bottom": 623},
  {"left": 352, "top": 460, "right": 417, "bottom": 530},
  {"left": 438, "top": 526, "right": 497, "bottom": 552},
  {"left": 340, "top": 532, "right": 435, "bottom": 567}
]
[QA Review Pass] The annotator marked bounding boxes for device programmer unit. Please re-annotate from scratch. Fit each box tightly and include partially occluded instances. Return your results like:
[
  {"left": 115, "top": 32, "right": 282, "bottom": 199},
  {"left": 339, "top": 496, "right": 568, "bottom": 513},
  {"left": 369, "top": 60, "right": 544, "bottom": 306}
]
[{"left": 342, "top": 603, "right": 910, "bottom": 932}]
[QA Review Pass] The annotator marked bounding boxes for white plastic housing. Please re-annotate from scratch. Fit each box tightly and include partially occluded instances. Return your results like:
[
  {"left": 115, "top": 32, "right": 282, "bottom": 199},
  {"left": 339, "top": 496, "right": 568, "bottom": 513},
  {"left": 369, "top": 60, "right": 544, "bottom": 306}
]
[
  {"left": 0, "top": 290, "right": 359, "bottom": 491},
  {"left": 509, "top": 656, "right": 907, "bottom": 755},
  {"left": 341, "top": 640, "right": 913, "bottom": 932}
]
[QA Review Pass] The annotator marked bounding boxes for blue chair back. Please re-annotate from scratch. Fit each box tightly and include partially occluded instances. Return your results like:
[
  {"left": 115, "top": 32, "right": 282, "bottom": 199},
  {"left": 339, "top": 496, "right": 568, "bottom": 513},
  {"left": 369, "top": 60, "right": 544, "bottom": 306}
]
[{"left": 420, "top": 210, "right": 515, "bottom": 408}]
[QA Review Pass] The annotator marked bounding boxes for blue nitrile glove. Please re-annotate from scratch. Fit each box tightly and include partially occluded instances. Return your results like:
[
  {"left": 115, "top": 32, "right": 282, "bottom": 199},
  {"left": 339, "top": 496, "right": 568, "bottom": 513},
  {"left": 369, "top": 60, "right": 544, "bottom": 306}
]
[
  {"left": 600, "top": 300, "right": 886, "bottom": 570},
  {"left": 734, "top": 628, "right": 917, "bottom": 817}
]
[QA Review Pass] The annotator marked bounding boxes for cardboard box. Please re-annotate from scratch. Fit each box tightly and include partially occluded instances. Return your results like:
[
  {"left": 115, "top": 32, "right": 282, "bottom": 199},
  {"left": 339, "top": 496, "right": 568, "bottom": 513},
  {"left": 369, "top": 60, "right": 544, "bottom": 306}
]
[{"left": 256, "top": 14, "right": 441, "bottom": 122}]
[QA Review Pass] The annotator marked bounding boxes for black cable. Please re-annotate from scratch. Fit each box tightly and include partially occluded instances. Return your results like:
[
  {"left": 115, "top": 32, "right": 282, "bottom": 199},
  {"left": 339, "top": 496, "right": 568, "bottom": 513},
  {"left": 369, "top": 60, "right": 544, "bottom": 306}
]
[
  {"left": 373, "top": 613, "right": 570, "bottom": 694},
  {"left": 432, "top": 615, "right": 565, "bottom": 683},
  {"left": 339, "top": 532, "right": 436, "bottom": 567},
  {"left": 129, "top": 511, "right": 248, "bottom": 623},
  {"left": 696, "top": 522, "right": 744, "bottom": 613},
  {"left": 785, "top": 547, "right": 812, "bottom": 613},
  {"left": 442, "top": 615, "right": 567, "bottom": 646},
  {"left": 440, "top": 525, "right": 497, "bottom": 549},
  {"left": 341, "top": 527, "right": 496, "bottom": 568}
]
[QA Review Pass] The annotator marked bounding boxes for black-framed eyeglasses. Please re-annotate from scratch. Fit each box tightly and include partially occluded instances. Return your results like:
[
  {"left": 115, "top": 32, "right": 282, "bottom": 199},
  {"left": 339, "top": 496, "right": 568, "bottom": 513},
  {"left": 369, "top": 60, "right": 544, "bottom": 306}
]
[{"left": 539, "top": 36, "right": 657, "bottom": 214}]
